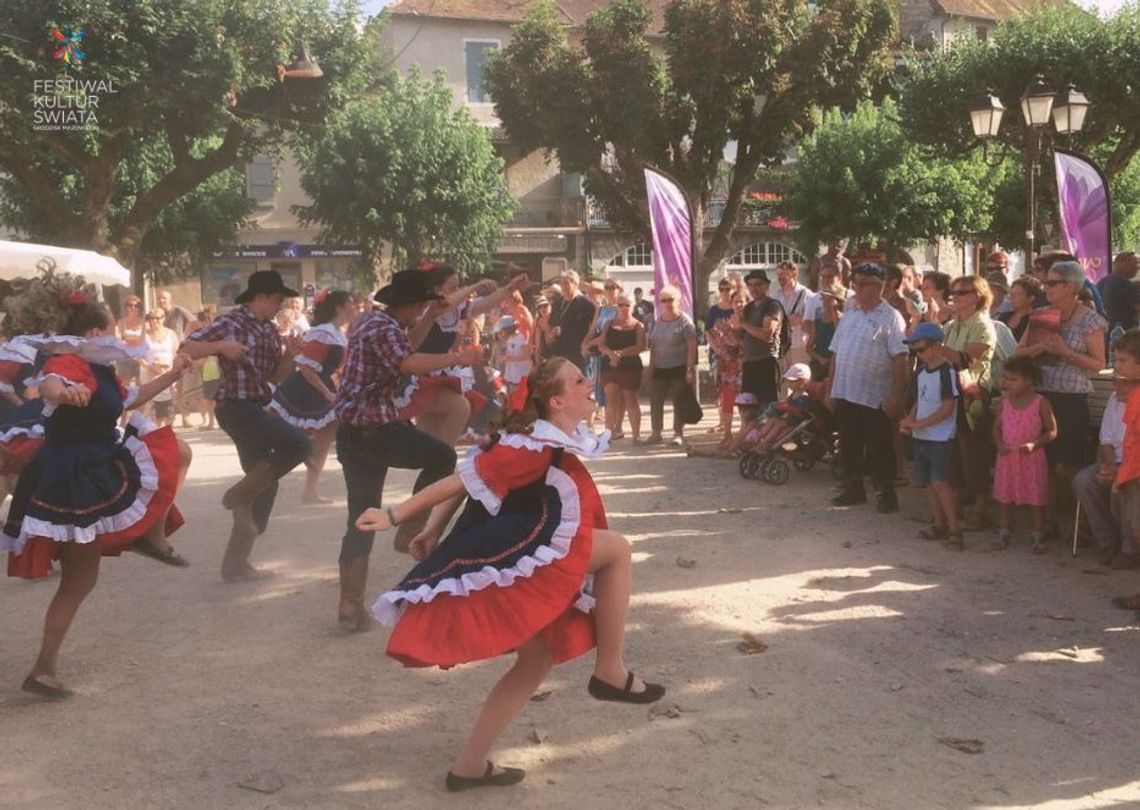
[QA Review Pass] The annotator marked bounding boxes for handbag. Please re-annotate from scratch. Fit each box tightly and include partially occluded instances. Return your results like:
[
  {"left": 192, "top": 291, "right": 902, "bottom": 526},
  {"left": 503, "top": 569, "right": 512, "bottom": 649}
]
[{"left": 676, "top": 381, "right": 704, "bottom": 426}]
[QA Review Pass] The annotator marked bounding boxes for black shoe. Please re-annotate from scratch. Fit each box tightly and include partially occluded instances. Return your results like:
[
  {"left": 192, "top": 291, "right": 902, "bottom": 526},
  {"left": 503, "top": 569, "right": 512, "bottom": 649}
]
[
  {"left": 587, "top": 672, "right": 666, "bottom": 704},
  {"left": 831, "top": 488, "right": 867, "bottom": 507},
  {"left": 877, "top": 488, "right": 899, "bottom": 514},
  {"left": 22, "top": 675, "right": 74, "bottom": 700},
  {"left": 445, "top": 761, "right": 526, "bottom": 792}
]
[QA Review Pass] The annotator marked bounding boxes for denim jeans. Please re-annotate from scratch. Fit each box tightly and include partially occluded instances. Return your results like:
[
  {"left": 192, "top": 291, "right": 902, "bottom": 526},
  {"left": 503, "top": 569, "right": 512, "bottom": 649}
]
[
  {"left": 216, "top": 400, "right": 312, "bottom": 534},
  {"left": 336, "top": 421, "right": 457, "bottom": 564}
]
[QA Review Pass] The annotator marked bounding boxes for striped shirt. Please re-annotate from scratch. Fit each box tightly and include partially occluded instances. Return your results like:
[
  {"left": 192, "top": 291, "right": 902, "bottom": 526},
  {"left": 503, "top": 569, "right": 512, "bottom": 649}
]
[{"left": 828, "top": 300, "right": 907, "bottom": 409}]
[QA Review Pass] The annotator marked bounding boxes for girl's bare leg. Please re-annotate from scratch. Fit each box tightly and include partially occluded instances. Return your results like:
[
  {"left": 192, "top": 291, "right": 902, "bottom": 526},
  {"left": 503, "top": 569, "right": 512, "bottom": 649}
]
[
  {"left": 588, "top": 529, "right": 650, "bottom": 692},
  {"left": 303, "top": 423, "right": 337, "bottom": 503},
  {"left": 28, "top": 541, "right": 102, "bottom": 688},
  {"left": 451, "top": 637, "right": 553, "bottom": 777}
]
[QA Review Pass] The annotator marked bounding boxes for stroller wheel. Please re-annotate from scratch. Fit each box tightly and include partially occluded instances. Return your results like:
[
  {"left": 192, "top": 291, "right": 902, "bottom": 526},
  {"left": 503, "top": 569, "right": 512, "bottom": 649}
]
[
  {"left": 739, "top": 452, "right": 760, "bottom": 479},
  {"left": 793, "top": 455, "right": 816, "bottom": 472},
  {"left": 764, "top": 458, "right": 790, "bottom": 485}
]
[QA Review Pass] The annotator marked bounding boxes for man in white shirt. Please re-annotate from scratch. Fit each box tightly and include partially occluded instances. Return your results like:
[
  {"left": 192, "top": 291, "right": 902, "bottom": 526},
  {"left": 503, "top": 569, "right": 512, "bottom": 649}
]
[
  {"left": 1072, "top": 378, "right": 1140, "bottom": 568},
  {"left": 770, "top": 260, "right": 811, "bottom": 366},
  {"left": 826, "top": 263, "right": 908, "bottom": 513}
]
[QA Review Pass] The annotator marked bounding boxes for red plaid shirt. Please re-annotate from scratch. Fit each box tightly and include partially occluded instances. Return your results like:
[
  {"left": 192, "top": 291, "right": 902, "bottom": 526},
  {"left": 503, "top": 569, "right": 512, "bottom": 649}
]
[
  {"left": 334, "top": 309, "right": 413, "bottom": 427},
  {"left": 182, "top": 305, "right": 282, "bottom": 403}
]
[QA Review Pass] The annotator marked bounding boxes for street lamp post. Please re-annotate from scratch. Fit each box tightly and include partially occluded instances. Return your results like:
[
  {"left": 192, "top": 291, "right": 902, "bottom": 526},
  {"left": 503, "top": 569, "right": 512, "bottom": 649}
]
[{"left": 968, "top": 75, "right": 1090, "bottom": 264}]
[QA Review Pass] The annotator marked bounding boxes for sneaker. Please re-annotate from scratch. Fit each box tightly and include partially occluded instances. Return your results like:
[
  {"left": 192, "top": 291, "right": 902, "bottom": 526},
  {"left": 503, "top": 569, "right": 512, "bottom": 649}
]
[
  {"left": 670, "top": 435, "right": 685, "bottom": 447},
  {"left": 1030, "top": 533, "right": 1047, "bottom": 555},
  {"left": 876, "top": 488, "right": 899, "bottom": 514},
  {"left": 641, "top": 434, "right": 663, "bottom": 446},
  {"left": 831, "top": 488, "right": 867, "bottom": 507},
  {"left": 991, "top": 528, "right": 1012, "bottom": 550}
]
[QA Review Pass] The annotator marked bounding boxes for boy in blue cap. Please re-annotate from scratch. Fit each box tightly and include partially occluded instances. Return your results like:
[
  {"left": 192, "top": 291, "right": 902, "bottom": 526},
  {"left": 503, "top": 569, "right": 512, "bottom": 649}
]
[{"left": 899, "top": 322, "right": 963, "bottom": 547}]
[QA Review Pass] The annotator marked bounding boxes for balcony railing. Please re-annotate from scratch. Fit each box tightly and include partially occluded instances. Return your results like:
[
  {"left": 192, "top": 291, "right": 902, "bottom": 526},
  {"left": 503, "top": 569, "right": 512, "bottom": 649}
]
[
  {"left": 506, "top": 198, "right": 585, "bottom": 229},
  {"left": 586, "top": 197, "right": 778, "bottom": 230}
]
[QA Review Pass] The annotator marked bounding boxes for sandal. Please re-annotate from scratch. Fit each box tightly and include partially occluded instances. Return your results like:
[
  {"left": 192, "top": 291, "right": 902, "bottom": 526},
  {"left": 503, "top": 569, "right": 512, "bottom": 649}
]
[
  {"left": 918, "top": 525, "right": 948, "bottom": 542},
  {"left": 22, "top": 675, "right": 74, "bottom": 700},
  {"left": 587, "top": 672, "right": 666, "bottom": 705},
  {"left": 1030, "top": 536, "right": 1048, "bottom": 555},
  {"left": 611, "top": 431, "right": 625, "bottom": 440},
  {"left": 446, "top": 761, "right": 526, "bottom": 793},
  {"left": 945, "top": 531, "right": 965, "bottom": 551},
  {"left": 1110, "top": 593, "right": 1140, "bottom": 611},
  {"left": 133, "top": 539, "right": 190, "bottom": 568}
]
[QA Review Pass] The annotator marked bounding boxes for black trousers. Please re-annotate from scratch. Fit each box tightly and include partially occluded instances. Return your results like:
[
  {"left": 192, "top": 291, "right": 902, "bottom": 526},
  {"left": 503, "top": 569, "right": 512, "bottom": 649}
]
[
  {"left": 216, "top": 400, "right": 312, "bottom": 534},
  {"left": 336, "top": 421, "right": 456, "bottom": 564},
  {"left": 834, "top": 398, "right": 895, "bottom": 490}
]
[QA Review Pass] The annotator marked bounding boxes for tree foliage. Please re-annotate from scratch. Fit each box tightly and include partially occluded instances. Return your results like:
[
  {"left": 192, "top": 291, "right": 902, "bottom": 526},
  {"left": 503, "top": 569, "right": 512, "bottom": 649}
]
[
  {"left": 785, "top": 100, "right": 998, "bottom": 252},
  {"left": 295, "top": 67, "right": 515, "bottom": 274},
  {"left": 898, "top": 4, "right": 1140, "bottom": 179},
  {"left": 0, "top": 0, "right": 382, "bottom": 285},
  {"left": 484, "top": 0, "right": 897, "bottom": 303}
]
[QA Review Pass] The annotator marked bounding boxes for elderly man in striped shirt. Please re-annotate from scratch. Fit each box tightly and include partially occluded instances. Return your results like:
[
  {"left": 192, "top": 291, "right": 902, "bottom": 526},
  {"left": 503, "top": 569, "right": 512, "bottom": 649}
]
[{"left": 825, "top": 263, "right": 909, "bottom": 514}]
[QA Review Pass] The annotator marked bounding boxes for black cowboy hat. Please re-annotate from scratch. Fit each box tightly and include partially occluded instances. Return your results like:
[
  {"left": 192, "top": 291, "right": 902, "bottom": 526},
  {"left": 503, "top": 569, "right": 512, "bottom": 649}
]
[
  {"left": 374, "top": 269, "right": 446, "bottom": 308},
  {"left": 235, "top": 270, "right": 300, "bottom": 304}
]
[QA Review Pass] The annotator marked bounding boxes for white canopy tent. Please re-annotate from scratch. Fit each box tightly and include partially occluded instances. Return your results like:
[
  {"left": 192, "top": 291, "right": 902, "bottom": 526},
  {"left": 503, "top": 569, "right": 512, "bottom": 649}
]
[{"left": 0, "top": 240, "right": 131, "bottom": 288}]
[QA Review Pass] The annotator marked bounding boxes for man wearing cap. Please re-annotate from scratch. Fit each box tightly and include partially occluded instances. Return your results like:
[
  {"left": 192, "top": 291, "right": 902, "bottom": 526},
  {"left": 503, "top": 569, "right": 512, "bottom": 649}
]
[
  {"left": 826, "top": 263, "right": 908, "bottom": 512},
  {"left": 181, "top": 270, "right": 313, "bottom": 581},
  {"left": 548, "top": 270, "right": 597, "bottom": 371},
  {"left": 331, "top": 269, "right": 484, "bottom": 631},
  {"left": 1097, "top": 251, "right": 1140, "bottom": 333},
  {"left": 736, "top": 270, "right": 784, "bottom": 423},
  {"left": 985, "top": 270, "right": 1011, "bottom": 317}
]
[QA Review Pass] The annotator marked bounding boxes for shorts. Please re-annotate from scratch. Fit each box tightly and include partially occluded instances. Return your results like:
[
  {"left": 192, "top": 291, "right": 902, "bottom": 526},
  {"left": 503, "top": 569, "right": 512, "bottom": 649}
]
[
  {"left": 153, "top": 399, "right": 174, "bottom": 422},
  {"left": 912, "top": 438, "right": 956, "bottom": 485},
  {"left": 740, "top": 358, "right": 778, "bottom": 408},
  {"left": 202, "top": 379, "right": 220, "bottom": 399},
  {"left": 1042, "top": 391, "right": 1090, "bottom": 469}
]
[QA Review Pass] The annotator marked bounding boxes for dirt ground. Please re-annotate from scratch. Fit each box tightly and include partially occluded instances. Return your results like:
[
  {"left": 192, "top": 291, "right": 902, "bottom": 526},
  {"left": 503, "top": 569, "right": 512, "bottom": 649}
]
[{"left": 3, "top": 417, "right": 1140, "bottom": 810}]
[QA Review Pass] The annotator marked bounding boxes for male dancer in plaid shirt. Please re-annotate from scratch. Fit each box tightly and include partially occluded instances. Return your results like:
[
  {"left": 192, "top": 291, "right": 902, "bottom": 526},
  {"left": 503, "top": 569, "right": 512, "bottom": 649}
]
[
  {"left": 333, "top": 269, "right": 484, "bottom": 630},
  {"left": 181, "top": 271, "right": 312, "bottom": 581}
]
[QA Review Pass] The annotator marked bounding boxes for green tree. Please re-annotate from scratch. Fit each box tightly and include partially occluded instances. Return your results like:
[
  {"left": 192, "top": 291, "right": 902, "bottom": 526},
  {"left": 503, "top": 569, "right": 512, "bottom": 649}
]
[
  {"left": 899, "top": 5, "right": 1140, "bottom": 178},
  {"left": 784, "top": 100, "right": 998, "bottom": 254},
  {"left": 484, "top": 0, "right": 896, "bottom": 308},
  {"left": 295, "top": 67, "right": 515, "bottom": 273},
  {"left": 0, "top": 0, "right": 381, "bottom": 286}
]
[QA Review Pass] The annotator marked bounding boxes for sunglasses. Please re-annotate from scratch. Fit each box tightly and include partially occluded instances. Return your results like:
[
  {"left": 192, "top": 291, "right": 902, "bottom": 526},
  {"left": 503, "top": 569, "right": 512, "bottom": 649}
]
[
  {"left": 660, "top": 298, "right": 676, "bottom": 303},
  {"left": 618, "top": 303, "right": 632, "bottom": 308},
  {"left": 125, "top": 302, "right": 140, "bottom": 308},
  {"left": 951, "top": 288, "right": 976, "bottom": 296},
  {"left": 908, "top": 343, "right": 935, "bottom": 354},
  {"left": 604, "top": 284, "right": 619, "bottom": 291}
]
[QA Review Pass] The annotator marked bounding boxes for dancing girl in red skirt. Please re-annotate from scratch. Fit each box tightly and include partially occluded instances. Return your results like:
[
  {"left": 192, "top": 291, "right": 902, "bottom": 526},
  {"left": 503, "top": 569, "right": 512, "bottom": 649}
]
[
  {"left": 357, "top": 357, "right": 665, "bottom": 792},
  {"left": 3, "top": 280, "right": 190, "bottom": 700}
]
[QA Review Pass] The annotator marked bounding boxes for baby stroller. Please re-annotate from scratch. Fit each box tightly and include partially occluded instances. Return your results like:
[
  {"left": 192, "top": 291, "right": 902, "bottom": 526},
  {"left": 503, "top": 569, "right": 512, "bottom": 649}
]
[{"left": 738, "top": 403, "right": 840, "bottom": 485}]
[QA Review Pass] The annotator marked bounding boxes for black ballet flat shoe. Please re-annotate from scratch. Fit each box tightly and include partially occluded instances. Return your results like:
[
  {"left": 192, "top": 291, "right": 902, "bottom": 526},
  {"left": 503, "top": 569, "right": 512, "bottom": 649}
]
[
  {"left": 445, "top": 761, "right": 526, "bottom": 793},
  {"left": 133, "top": 539, "right": 190, "bottom": 568},
  {"left": 22, "top": 675, "right": 74, "bottom": 700},
  {"left": 587, "top": 672, "right": 666, "bottom": 705}
]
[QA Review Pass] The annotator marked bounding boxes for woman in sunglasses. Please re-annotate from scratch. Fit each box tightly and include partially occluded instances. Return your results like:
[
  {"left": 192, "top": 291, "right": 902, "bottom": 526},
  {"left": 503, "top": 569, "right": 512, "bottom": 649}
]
[
  {"left": 1015, "top": 260, "right": 1107, "bottom": 540},
  {"left": 644, "top": 286, "right": 697, "bottom": 446},
  {"left": 115, "top": 295, "right": 146, "bottom": 387}
]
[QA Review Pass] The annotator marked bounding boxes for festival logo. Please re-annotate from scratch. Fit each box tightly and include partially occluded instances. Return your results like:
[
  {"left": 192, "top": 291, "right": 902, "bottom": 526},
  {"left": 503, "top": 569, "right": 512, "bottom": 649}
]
[
  {"left": 50, "top": 27, "right": 86, "bottom": 68},
  {"left": 33, "top": 24, "right": 117, "bottom": 132}
]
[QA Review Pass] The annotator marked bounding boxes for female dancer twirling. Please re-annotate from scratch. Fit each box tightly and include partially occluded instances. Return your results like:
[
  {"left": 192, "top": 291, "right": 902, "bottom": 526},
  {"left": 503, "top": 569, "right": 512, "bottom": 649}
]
[
  {"left": 358, "top": 357, "right": 665, "bottom": 791},
  {"left": 3, "top": 290, "right": 191, "bottom": 699},
  {"left": 268, "top": 289, "right": 353, "bottom": 504}
]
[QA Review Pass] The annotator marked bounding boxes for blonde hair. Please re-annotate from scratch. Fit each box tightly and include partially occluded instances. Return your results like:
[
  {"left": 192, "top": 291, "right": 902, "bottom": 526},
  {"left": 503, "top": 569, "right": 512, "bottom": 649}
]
[
  {"left": 951, "top": 275, "right": 993, "bottom": 312},
  {"left": 658, "top": 285, "right": 681, "bottom": 303}
]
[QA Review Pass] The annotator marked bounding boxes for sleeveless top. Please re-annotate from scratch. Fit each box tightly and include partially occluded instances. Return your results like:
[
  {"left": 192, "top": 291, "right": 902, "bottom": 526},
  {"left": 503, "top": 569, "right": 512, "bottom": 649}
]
[{"left": 602, "top": 324, "right": 642, "bottom": 370}]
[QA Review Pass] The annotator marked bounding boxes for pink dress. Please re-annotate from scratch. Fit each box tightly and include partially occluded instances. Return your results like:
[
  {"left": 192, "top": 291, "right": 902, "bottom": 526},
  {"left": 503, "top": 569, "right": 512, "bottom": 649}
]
[{"left": 993, "top": 394, "right": 1049, "bottom": 506}]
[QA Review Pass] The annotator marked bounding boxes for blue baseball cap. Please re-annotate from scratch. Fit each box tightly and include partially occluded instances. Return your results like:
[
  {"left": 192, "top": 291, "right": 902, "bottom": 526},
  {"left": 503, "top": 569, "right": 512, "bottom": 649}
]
[{"left": 903, "top": 321, "right": 945, "bottom": 344}]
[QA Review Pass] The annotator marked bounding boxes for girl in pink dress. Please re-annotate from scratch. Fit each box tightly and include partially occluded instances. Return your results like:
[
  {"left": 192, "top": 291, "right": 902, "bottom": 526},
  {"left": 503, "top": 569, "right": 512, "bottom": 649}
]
[{"left": 991, "top": 355, "right": 1057, "bottom": 552}]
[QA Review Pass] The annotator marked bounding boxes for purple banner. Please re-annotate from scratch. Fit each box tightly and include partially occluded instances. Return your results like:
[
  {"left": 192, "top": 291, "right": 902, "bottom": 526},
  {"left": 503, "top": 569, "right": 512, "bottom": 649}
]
[
  {"left": 1055, "top": 149, "right": 1112, "bottom": 284},
  {"left": 644, "top": 167, "right": 694, "bottom": 317}
]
